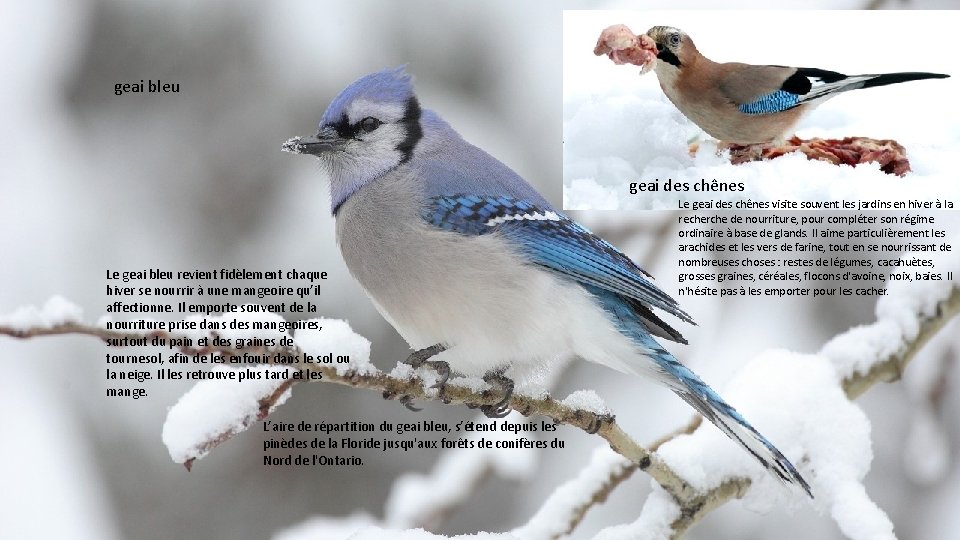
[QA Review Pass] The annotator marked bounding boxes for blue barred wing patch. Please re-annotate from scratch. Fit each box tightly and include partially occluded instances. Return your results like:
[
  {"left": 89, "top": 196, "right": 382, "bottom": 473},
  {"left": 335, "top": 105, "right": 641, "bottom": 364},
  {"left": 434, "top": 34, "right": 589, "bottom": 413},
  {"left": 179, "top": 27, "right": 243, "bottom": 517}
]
[
  {"left": 738, "top": 89, "right": 800, "bottom": 115},
  {"left": 425, "top": 194, "right": 543, "bottom": 235},
  {"left": 422, "top": 195, "right": 693, "bottom": 323}
]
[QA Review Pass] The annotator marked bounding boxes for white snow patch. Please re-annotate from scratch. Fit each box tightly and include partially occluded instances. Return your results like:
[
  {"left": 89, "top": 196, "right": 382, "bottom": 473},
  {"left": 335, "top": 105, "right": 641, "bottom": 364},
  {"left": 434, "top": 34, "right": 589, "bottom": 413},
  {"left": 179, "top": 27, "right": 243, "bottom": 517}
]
[
  {"left": 0, "top": 295, "right": 83, "bottom": 330},
  {"left": 275, "top": 514, "right": 516, "bottom": 540},
  {"left": 514, "top": 446, "right": 630, "bottom": 538},
  {"left": 822, "top": 255, "right": 959, "bottom": 382},
  {"left": 594, "top": 485, "right": 679, "bottom": 540},
  {"left": 560, "top": 389, "right": 611, "bottom": 415},
  {"left": 389, "top": 362, "right": 418, "bottom": 381},
  {"left": 272, "top": 513, "right": 376, "bottom": 540},
  {"left": 448, "top": 375, "right": 488, "bottom": 393},
  {"left": 348, "top": 528, "right": 517, "bottom": 540},
  {"left": 294, "top": 318, "right": 374, "bottom": 375},
  {"left": 161, "top": 365, "right": 295, "bottom": 464},
  {"left": 655, "top": 350, "right": 895, "bottom": 539},
  {"left": 819, "top": 320, "right": 904, "bottom": 383}
]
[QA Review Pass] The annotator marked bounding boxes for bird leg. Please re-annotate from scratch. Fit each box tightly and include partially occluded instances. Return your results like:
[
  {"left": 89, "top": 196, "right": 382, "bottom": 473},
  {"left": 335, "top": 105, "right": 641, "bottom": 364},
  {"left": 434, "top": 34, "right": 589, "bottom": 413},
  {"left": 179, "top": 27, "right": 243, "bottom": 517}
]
[
  {"left": 381, "top": 390, "right": 426, "bottom": 412},
  {"left": 399, "top": 395, "right": 422, "bottom": 412},
  {"left": 390, "top": 344, "right": 450, "bottom": 411},
  {"left": 478, "top": 369, "right": 514, "bottom": 418},
  {"left": 404, "top": 344, "right": 450, "bottom": 391},
  {"left": 404, "top": 343, "right": 447, "bottom": 368}
]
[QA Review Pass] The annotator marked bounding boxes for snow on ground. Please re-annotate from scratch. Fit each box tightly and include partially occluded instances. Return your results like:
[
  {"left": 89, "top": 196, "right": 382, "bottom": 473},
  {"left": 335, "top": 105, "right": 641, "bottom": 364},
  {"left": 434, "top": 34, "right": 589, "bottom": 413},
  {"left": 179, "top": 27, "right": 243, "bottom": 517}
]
[{"left": 563, "top": 11, "right": 960, "bottom": 209}]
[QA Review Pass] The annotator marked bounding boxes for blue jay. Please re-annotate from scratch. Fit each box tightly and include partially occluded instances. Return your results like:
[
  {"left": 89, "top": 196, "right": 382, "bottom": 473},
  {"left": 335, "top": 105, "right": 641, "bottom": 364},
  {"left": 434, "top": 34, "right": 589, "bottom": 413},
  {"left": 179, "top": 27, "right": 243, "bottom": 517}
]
[
  {"left": 283, "top": 67, "right": 812, "bottom": 496},
  {"left": 645, "top": 26, "right": 949, "bottom": 144}
]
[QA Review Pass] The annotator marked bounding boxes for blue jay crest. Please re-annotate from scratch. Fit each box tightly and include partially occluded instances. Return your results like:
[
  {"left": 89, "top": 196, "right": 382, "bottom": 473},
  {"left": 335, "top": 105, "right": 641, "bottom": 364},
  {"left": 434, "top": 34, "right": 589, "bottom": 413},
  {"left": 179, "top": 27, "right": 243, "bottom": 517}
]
[{"left": 321, "top": 66, "right": 415, "bottom": 127}]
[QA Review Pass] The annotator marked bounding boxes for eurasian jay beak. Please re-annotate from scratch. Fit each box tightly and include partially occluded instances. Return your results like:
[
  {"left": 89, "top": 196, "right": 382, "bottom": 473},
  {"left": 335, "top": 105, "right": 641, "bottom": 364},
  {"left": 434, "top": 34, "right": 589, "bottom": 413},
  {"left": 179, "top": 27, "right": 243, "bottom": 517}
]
[{"left": 646, "top": 25, "right": 950, "bottom": 145}]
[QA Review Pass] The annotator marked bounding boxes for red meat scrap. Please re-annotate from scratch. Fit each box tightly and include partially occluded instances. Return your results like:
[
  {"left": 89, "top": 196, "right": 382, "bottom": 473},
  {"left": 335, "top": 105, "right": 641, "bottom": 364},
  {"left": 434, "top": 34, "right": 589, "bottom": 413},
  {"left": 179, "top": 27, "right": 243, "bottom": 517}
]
[
  {"left": 594, "top": 24, "right": 658, "bottom": 73},
  {"left": 693, "top": 137, "right": 912, "bottom": 176}
]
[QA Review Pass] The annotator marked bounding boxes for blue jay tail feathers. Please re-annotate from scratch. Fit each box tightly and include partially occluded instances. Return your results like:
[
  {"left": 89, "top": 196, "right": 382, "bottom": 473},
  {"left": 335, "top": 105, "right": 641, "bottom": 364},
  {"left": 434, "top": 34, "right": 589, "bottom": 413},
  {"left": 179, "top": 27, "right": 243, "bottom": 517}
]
[
  {"left": 796, "top": 69, "right": 950, "bottom": 105},
  {"left": 859, "top": 71, "right": 950, "bottom": 89},
  {"left": 654, "top": 350, "right": 814, "bottom": 498}
]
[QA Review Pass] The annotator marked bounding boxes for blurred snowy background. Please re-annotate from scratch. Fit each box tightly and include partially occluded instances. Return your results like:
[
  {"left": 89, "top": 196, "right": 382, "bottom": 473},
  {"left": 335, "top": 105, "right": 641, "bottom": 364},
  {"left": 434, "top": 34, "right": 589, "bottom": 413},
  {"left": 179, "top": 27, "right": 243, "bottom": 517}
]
[
  {"left": 1, "top": 1, "right": 959, "bottom": 539},
  {"left": 564, "top": 10, "right": 960, "bottom": 209}
]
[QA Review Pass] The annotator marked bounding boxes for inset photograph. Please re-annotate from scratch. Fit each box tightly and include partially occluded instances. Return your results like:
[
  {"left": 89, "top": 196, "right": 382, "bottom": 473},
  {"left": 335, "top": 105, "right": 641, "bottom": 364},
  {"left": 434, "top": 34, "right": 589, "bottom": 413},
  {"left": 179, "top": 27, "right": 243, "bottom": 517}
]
[{"left": 563, "top": 10, "right": 960, "bottom": 209}]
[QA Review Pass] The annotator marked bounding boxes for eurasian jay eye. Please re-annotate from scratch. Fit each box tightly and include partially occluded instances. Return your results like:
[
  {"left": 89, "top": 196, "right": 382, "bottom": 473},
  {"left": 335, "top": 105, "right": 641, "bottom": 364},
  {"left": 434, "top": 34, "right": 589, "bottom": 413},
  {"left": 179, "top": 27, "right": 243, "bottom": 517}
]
[{"left": 645, "top": 26, "right": 949, "bottom": 145}]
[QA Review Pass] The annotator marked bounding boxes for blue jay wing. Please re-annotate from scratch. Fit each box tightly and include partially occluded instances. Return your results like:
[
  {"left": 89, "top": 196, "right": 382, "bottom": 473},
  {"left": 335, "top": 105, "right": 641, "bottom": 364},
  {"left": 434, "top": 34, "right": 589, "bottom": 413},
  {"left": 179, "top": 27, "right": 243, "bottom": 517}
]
[
  {"left": 422, "top": 195, "right": 694, "bottom": 334},
  {"left": 720, "top": 65, "right": 800, "bottom": 114},
  {"left": 425, "top": 198, "right": 809, "bottom": 495},
  {"left": 737, "top": 89, "right": 801, "bottom": 115},
  {"left": 728, "top": 66, "right": 854, "bottom": 114}
]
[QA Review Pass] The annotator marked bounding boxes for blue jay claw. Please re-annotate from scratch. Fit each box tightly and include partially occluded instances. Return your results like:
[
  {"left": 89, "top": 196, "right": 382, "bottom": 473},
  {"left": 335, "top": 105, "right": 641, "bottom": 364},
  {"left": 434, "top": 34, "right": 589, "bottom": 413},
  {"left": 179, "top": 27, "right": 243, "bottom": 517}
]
[
  {"left": 382, "top": 390, "right": 424, "bottom": 412},
  {"left": 385, "top": 345, "right": 452, "bottom": 413},
  {"left": 383, "top": 390, "right": 423, "bottom": 412},
  {"left": 404, "top": 344, "right": 447, "bottom": 367},
  {"left": 479, "top": 371, "right": 514, "bottom": 418},
  {"left": 427, "top": 361, "right": 450, "bottom": 390},
  {"left": 480, "top": 404, "right": 511, "bottom": 418},
  {"left": 403, "top": 344, "right": 451, "bottom": 397},
  {"left": 399, "top": 395, "right": 422, "bottom": 412}
]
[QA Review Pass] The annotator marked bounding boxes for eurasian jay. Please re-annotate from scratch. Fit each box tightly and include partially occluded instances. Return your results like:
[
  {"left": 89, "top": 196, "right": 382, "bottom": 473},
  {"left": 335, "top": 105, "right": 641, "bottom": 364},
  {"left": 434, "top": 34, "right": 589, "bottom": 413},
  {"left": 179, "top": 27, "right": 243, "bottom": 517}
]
[{"left": 645, "top": 26, "right": 950, "bottom": 144}]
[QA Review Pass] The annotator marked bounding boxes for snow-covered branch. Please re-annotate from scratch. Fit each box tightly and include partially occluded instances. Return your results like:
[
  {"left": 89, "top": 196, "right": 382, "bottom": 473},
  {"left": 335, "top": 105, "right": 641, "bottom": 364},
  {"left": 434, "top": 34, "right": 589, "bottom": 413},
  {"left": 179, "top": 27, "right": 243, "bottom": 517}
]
[
  {"left": 0, "top": 300, "right": 730, "bottom": 539},
  {"left": 513, "top": 446, "right": 635, "bottom": 539},
  {"left": 0, "top": 308, "right": 693, "bottom": 500},
  {"left": 655, "top": 282, "right": 960, "bottom": 539},
  {"left": 840, "top": 286, "right": 960, "bottom": 399},
  {"left": 3, "top": 281, "right": 958, "bottom": 539}
]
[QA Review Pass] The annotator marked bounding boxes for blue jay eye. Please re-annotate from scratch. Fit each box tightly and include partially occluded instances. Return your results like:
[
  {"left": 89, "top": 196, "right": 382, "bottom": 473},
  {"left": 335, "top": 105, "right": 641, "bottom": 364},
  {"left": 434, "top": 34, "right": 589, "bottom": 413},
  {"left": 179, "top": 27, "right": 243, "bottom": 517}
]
[{"left": 360, "top": 117, "right": 382, "bottom": 133}]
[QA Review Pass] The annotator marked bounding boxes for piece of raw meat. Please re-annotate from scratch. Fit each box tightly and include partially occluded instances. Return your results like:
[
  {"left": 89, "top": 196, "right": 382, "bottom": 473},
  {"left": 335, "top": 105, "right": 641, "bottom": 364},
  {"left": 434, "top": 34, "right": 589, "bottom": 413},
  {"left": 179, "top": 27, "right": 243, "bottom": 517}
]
[
  {"left": 696, "top": 136, "right": 912, "bottom": 176},
  {"left": 594, "top": 24, "right": 658, "bottom": 73}
]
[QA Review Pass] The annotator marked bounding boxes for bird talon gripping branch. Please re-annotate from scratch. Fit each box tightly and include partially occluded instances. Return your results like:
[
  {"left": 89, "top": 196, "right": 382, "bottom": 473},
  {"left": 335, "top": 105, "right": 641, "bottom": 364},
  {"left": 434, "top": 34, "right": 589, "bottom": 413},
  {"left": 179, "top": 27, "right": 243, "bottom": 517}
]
[{"left": 399, "top": 395, "right": 422, "bottom": 412}]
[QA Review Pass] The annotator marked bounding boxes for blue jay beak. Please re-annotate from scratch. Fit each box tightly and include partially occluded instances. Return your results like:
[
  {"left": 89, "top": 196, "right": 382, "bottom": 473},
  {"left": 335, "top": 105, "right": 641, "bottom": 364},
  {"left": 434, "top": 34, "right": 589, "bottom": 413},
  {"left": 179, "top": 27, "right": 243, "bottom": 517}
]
[{"left": 282, "top": 129, "right": 344, "bottom": 156}]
